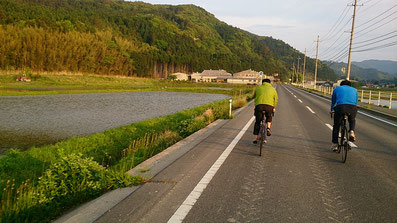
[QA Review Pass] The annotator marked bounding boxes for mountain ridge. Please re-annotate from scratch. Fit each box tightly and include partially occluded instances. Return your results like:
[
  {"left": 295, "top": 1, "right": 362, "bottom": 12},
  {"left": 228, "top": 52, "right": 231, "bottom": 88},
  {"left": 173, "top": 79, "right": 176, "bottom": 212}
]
[
  {"left": 0, "top": 0, "right": 337, "bottom": 81},
  {"left": 327, "top": 61, "right": 397, "bottom": 82},
  {"left": 352, "top": 60, "right": 397, "bottom": 75}
]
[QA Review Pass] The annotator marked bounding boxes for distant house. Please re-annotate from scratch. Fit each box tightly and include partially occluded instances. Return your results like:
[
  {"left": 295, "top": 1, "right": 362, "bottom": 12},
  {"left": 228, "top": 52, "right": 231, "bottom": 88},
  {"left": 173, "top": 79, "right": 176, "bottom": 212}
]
[
  {"left": 228, "top": 69, "right": 261, "bottom": 85},
  {"left": 191, "top": 69, "right": 232, "bottom": 82},
  {"left": 171, "top": 72, "right": 189, "bottom": 81},
  {"left": 233, "top": 69, "right": 260, "bottom": 78},
  {"left": 227, "top": 77, "right": 259, "bottom": 85},
  {"left": 333, "top": 79, "right": 358, "bottom": 87}
]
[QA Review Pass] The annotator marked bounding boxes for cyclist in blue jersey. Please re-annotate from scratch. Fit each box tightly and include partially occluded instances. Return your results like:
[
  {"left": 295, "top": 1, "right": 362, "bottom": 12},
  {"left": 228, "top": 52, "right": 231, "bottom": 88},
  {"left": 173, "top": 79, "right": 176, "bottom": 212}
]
[{"left": 330, "top": 80, "right": 358, "bottom": 151}]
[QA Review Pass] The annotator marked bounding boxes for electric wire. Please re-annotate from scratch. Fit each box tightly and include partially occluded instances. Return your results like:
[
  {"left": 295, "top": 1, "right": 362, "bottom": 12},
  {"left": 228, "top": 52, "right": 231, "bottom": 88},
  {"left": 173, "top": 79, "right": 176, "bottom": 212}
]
[
  {"left": 353, "top": 34, "right": 397, "bottom": 49},
  {"left": 353, "top": 40, "right": 397, "bottom": 51},
  {"left": 355, "top": 15, "right": 397, "bottom": 38},
  {"left": 352, "top": 40, "right": 397, "bottom": 52},
  {"left": 320, "top": 17, "right": 352, "bottom": 55},
  {"left": 321, "top": 31, "right": 348, "bottom": 57},
  {"left": 322, "top": 6, "right": 350, "bottom": 41},
  {"left": 355, "top": 4, "right": 397, "bottom": 29},
  {"left": 323, "top": 43, "right": 350, "bottom": 61},
  {"left": 357, "top": 0, "right": 383, "bottom": 14},
  {"left": 354, "top": 30, "right": 397, "bottom": 44}
]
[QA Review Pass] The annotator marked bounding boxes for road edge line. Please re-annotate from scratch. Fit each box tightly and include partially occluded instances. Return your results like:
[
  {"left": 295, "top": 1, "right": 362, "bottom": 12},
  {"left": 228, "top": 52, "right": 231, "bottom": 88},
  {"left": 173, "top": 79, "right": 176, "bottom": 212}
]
[{"left": 167, "top": 116, "right": 255, "bottom": 223}]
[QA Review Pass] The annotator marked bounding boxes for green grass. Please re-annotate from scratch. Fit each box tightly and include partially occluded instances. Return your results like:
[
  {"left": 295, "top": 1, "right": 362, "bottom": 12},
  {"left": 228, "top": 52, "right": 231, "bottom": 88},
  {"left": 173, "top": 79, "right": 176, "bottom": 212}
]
[
  {"left": 0, "top": 72, "right": 251, "bottom": 96},
  {"left": 0, "top": 73, "right": 255, "bottom": 222}
]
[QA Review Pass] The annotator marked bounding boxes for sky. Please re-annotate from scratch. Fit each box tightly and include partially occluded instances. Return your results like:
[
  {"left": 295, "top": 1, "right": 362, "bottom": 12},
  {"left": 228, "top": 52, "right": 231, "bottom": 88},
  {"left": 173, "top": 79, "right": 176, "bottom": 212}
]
[{"left": 131, "top": 0, "right": 397, "bottom": 62}]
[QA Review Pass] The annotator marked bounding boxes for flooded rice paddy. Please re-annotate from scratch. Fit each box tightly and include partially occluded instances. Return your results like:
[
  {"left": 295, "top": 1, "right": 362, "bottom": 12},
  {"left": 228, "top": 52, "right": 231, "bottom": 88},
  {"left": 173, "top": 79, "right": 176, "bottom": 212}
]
[{"left": 0, "top": 91, "right": 229, "bottom": 154}]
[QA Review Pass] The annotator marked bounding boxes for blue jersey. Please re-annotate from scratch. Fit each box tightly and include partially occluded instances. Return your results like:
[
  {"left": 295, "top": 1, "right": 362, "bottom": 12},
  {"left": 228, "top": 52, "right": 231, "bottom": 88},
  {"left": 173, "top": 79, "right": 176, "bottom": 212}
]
[{"left": 331, "top": 85, "right": 358, "bottom": 111}]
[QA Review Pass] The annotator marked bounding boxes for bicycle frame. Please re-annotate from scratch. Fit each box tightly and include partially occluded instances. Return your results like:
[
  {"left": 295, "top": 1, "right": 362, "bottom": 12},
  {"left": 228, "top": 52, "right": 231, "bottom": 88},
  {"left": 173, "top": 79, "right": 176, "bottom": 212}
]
[
  {"left": 331, "top": 113, "right": 350, "bottom": 163},
  {"left": 259, "top": 119, "right": 266, "bottom": 156}
]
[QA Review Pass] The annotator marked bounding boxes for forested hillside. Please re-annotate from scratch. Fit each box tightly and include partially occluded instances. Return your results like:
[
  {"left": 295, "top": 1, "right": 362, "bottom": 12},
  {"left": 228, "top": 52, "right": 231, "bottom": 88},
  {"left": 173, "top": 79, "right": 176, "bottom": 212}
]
[{"left": 0, "top": 0, "right": 337, "bottom": 81}]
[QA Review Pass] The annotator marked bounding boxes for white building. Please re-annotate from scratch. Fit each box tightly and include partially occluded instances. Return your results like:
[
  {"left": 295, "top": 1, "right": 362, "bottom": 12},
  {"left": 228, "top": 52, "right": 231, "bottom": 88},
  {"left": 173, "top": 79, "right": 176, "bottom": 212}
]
[
  {"left": 171, "top": 72, "right": 189, "bottom": 81},
  {"left": 191, "top": 69, "right": 232, "bottom": 82},
  {"left": 229, "top": 69, "right": 261, "bottom": 85}
]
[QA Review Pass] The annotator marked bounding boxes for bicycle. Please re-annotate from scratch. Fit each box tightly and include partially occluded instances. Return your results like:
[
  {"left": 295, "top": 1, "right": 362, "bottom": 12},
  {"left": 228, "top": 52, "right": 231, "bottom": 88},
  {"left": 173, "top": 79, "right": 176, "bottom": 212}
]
[
  {"left": 258, "top": 113, "right": 267, "bottom": 156},
  {"left": 259, "top": 111, "right": 274, "bottom": 156},
  {"left": 331, "top": 113, "right": 351, "bottom": 163}
]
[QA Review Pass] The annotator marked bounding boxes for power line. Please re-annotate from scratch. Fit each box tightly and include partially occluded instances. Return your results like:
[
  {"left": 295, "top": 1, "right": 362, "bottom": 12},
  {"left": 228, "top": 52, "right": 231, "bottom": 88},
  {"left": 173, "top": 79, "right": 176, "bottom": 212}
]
[
  {"left": 352, "top": 40, "right": 397, "bottom": 52},
  {"left": 354, "top": 30, "right": 397, "bottom": 44},
  {"left": 320, "top": 17, "right": 352, "bottom": 56},
  {"left": 355, "top": 3, "right": 397, "bottom": 29},
  {"left": 355, "top": 15, "right": 397, "bottom": 38},
  {"left": 322, "top": 13, "right": 352, "bottom": 43},
  {"left": 353, "top": 34, "right": 397, "bottom": 49},
  {"left": 321, "top": 31, "right": 348, "bottom": 57},
  {"left": 357, "top": 0, "right": 383, "bottom": 14},
  {"left": 323, "top": 43, "right": 349, "bottom": 61},
  {"left": 322, "top": 6, "right": 350, "bottom": 41}
]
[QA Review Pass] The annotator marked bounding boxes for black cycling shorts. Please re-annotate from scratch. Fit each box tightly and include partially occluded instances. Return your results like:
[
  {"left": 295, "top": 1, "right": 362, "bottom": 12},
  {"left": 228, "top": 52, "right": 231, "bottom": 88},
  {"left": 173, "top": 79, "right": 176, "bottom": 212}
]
[{"left": 255, "top": 104, "right": 274, "bottom": 123}]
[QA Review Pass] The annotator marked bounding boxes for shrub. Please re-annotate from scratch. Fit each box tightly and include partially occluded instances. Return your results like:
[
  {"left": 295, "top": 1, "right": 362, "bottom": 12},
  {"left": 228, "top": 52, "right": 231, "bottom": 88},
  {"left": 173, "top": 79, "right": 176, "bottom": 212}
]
[
  {"left": 36, "top": 153, "right": 105, "bottom": 203},
  {"left": 1, "top": 154, "right": 106, "bottom": 222},
  {"left": 232, "top": 96, "right": 247, "bottom": 109}
]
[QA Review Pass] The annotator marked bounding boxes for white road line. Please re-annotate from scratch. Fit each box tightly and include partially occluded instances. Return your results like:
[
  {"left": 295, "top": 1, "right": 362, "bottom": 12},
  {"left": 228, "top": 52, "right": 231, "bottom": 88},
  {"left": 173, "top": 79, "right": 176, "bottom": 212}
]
[
  {"left": 326, "top": 124, "right": 333, "bottom": 130},
  {"left": 358, "top": 111, "right": 397, "bottom": 127},
  {"left": 167, "top": 116, "right": 255, "bottom": 223},
  {"left": 349, "top": 142, "right": 358, "bottom": 148},
  {"left": 298, "top": 99, "right": 303, "bottom": 103},
  {"left": 294, "top": 95, "right": 297, "bottom": 98},
  {"left": 325, "top": 124, "right": 358, "bottom": 148},
  {"left": 306, "top": 106, "right": 315, "bottom": 114}
]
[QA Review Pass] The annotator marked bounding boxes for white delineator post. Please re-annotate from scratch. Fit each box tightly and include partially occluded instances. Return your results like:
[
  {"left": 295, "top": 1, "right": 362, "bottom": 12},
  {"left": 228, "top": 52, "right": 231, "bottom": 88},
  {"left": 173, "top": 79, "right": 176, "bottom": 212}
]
[
  {"left": 390, "top": 92, "right": 393, "bottom": 109},
  {"left": 361, "top": 90, "right": 364, "bottom": 102},
  {"left": 229, "top": 99, "right": 232, "bottom": 118},
  {"left": 369, "top": 91, "right": 372, "bottom": 105},
  {"left": 378, "top": 91, "right": 381, "bottom": 106}
]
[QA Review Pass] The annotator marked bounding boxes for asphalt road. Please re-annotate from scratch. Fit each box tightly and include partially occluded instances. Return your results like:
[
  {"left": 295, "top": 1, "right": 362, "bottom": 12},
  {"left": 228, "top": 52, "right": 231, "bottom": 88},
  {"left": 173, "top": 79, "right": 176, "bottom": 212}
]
[{"left": 95, "top": 85, "right": 397, "bottom": 223}]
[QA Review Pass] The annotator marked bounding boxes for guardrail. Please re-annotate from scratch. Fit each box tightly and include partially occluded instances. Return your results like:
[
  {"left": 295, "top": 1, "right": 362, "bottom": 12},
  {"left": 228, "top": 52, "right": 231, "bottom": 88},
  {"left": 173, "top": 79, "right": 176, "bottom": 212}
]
[{"left": 295, "top": 83, "right": 396, "bottom": 109}]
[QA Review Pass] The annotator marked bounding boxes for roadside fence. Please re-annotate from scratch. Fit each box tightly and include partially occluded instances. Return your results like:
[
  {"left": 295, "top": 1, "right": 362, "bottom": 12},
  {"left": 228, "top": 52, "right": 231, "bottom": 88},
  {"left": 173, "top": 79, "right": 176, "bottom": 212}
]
[{"left": 294, "top": 83, "right": 396, "bottom": 109}]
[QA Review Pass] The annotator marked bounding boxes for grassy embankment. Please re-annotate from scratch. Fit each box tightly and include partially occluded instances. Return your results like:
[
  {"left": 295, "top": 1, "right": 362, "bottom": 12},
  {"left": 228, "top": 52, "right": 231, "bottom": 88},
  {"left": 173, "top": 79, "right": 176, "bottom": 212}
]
[
  {"left": 1, "top": 71, "right": 237, "bottom": 96},
  {"left": 0, "top": 72, "right": 254, "bottom": 222}
]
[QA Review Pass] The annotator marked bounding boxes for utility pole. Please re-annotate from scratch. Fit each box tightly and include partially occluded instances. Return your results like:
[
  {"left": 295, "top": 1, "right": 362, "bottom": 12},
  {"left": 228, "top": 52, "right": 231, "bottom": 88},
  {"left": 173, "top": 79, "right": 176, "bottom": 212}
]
[
  {"left": 297, "top": 57, "right": 301, "bottom": 83},
  {"left": 303, "top": 48, "right": 306, "bottom": 88},
  {"left": 346, "top": 0, "right": 360, "bottom": 80},
  {"left": 291, "top": 62, "right": 295, "bottom": 83},
  {"left": 314, "top": 35, "right": 319, "bottom": 89}
]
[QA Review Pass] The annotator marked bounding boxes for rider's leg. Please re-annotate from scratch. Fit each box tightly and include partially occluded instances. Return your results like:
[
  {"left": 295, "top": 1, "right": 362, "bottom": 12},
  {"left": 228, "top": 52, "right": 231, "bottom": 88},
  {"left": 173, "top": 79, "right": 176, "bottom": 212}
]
[
  {"left": 332, "top": 106, "right": 344, "bottom": 144},
  {"left": 346, "top": 105, "right": 358, "bottom": 141},
  {"left": 346, "top": 105, "right": 358, "bottom": 131},
  {"left": 253, "top": 105, "right": 264, "bottom": 142},
  {"left": 263, "top": 105, "right": 274, "bottom": 136}
]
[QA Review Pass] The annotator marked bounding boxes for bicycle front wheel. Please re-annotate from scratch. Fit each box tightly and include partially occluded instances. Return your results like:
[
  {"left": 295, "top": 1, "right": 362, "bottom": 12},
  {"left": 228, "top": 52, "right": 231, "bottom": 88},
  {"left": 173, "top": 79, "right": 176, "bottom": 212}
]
[
  {"left": 259, "top": 123, "right": 265, "bottom": 156},
  {"left": 340, "top": 127, "right": 348, "bottom": 163}
]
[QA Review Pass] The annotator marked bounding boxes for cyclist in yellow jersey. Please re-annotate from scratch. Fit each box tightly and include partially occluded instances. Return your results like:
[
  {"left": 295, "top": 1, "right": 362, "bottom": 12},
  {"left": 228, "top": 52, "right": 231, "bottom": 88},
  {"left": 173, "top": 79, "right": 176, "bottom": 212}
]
[{"left": 253, "top": 78, "right": 278, "bottom": 144}]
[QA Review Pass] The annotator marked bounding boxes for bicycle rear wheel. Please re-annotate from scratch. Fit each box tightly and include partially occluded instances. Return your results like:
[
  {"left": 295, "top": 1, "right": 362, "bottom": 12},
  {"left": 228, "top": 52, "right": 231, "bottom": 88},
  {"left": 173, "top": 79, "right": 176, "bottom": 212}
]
[
  {"left": 259, "top": 122, "right": 266, "bottom": 156},
  {"left": 340, "top": 126, "right": 348, "bottom": 163}
]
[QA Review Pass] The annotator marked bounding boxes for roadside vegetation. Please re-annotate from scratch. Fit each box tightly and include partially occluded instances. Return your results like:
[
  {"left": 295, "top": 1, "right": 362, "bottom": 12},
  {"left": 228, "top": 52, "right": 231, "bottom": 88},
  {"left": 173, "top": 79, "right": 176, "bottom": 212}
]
[
  {"left": 1, "top": 71, "right": 245, "bottom": 96},
  {"left": 0, "top": 72, "right": 255, "bottom": 223}
]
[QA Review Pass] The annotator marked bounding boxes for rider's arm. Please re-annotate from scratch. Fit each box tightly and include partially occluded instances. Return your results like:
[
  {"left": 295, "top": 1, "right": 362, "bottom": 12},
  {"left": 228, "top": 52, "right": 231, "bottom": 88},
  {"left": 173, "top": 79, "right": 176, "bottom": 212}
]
[
  {"left": 331, "top": 90, "right": 336, "bottom": 111},
  {"left": 354, "top": 89, "right": 358, "bottom": 105},
  {"left": 273, "top": 89, "right": 278, "bottom": 108}
]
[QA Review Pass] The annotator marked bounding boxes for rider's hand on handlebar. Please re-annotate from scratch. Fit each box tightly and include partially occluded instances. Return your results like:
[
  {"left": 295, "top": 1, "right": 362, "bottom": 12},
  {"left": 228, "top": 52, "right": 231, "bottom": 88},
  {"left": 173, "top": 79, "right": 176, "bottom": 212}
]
[
  {"left": 273, "top": 108, "right": 276, "bottom": 113},
  {"left": 330, "top": 110, "right": 334, "bottom": 115}
]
